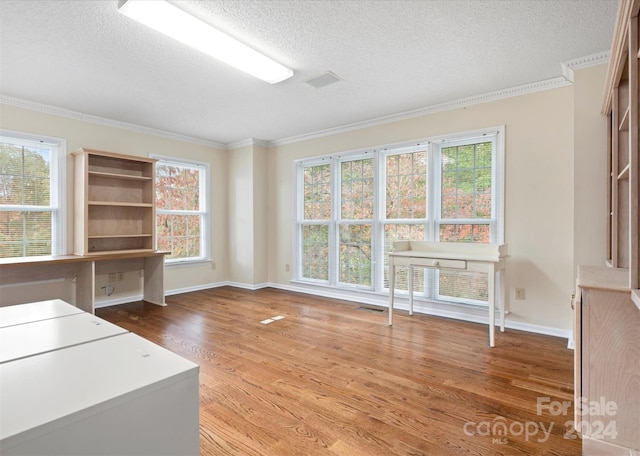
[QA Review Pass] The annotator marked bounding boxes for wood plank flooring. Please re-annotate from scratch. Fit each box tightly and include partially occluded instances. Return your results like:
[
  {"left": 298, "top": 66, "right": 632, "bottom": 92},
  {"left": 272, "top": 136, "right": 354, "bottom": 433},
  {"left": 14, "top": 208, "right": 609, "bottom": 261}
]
[{"left": 96, "top": 286, "right": 581, "bottom": 456}]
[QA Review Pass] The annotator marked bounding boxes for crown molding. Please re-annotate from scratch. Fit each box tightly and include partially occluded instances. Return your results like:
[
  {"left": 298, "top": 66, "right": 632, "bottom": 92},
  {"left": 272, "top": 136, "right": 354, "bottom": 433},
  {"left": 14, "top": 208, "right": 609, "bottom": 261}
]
[
  {"left": 227, "top": 138, "right": 271, "bottom": 150},
  {"left": 561, "top": 50, "right": 610, "bottom": 82},
  {"left": 0, "top": 94, "right": 227, "bottom": 150},
  {"left": 271, "top": 76, "right": 573, "bottom": 147},
  {"left": 2, "top": 51, "right": 608, "bottom": 150}
]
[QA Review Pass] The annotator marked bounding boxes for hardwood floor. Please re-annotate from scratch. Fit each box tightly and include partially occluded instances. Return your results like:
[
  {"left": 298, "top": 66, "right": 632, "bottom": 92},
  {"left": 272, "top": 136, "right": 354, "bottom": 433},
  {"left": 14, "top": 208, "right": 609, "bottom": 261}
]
[{"left": 96, "top": 287, "right": 581, "bottom": 456}]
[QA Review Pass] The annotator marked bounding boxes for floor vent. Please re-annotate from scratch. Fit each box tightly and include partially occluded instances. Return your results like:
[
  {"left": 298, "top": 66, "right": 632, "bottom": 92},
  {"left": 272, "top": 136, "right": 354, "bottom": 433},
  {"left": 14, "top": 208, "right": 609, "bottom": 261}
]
[{"left": 356, "top": 306, "right": 385, "bottom": 313}]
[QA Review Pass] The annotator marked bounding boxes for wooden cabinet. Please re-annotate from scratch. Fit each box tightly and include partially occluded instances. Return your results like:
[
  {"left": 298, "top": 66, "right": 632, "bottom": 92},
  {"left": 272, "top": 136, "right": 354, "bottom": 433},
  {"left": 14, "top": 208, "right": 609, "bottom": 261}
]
[
  {"left": 604, "top": 0, "right": 640, "bottom": 288},
  {"left": 74, "top": 148, "right": 156, "bottom": 255},
  {"left": 575, "top": 267, "right": 640, "bottom": 455},
  {"left": 575, "top": 2, "right": 640, "bottom": 454}
]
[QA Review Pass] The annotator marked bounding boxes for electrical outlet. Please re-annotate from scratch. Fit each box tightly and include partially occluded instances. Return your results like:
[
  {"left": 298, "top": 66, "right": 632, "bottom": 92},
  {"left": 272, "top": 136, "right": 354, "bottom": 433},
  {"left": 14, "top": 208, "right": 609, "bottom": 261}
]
[
  {"left": 102, "top": 284, "right": 114, "bottom": 296},
  {"left": 515, "top": 288, "right": 526, "bottom": 300},
  {"left": 211, "top": 262, "right": 216, "bottom": 270},
  {"left": 117, "top": 272, "right": 124, "bottom": 281},
  {"left": 285, "top": 264, "right": 290, "bottom": 272},
  {"left": 108, "top": 273, "right": 117, "bottom": 283}
]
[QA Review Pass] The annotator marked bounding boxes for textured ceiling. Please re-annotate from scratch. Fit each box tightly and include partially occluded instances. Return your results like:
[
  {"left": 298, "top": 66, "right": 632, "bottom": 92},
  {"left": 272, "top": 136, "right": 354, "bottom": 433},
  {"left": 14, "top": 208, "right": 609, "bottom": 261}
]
[{"left": 0, "top": 0, "right": 619, "bottom": 146}]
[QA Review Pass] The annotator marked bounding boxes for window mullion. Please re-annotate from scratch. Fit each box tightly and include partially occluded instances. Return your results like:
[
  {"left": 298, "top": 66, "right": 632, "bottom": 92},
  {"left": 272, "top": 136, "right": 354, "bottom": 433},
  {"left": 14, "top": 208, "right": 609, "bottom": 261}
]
[
  {"left": 331, "top": 159, "right": 339, "bottom": 286},
  {"left": 429, "top": 143, "right": 438, "bottom": 242},
  {"left": 373, "top": 150, "right": 383, "bottom": 292}
]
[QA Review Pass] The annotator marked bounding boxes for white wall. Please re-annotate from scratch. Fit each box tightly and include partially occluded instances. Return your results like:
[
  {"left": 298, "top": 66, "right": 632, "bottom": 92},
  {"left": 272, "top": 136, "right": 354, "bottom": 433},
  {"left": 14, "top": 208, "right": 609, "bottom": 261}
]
[
  {"left": 228, "top": 145, "right": 255, "bottom": 285},
  {"left": 0, "top": 63, "right": 608, "bottom": 335},
  {"left": 0, "top": 103, "right": 228, "bottom": 306},
  {"left": 573, "top": 64, "right": 608, "bottom": 271},
  {"left": 253, "top": 144, "right": 269, "bottom": 286},
  {"left": 268, "top": 71, "right": 605, "bottom": 333},
  {"left": 227, "top": 141, "right": 269, "bottom": 287}
]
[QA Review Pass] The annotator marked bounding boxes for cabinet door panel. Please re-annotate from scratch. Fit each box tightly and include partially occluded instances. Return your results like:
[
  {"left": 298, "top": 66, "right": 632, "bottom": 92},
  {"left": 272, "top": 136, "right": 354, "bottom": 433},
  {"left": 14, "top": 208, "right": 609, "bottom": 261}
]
[{"left": 582, "top": 289, "right": 640, "bottom": 450}]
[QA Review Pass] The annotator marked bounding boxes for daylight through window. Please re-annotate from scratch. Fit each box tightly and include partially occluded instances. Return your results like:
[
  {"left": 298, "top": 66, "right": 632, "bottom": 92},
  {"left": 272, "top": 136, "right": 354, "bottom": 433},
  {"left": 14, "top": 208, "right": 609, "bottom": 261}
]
[
  {"left": 295, "top": 128, "right": 504, "bottom": 306},
  {"left": 0, "top": 132, "right": 64, "bottom": 258},
  {"left": 155, "top": 157, "right": 209, "bottom": 263}
]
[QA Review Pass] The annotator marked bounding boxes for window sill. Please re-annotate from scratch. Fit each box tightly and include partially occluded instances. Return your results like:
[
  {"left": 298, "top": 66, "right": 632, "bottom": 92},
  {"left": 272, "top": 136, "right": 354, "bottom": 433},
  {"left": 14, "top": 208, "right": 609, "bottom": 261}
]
[{"left": 164, "top": 258, "right": 212, "bottom": 269}]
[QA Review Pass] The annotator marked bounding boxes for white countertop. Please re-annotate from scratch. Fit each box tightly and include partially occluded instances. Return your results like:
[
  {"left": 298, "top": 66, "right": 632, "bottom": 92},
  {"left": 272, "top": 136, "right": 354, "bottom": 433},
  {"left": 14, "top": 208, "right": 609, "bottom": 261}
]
[
  {"left": 0, "top": 313, "right": 127, "bottom": 364},
  {"left": 390, "top": 240, "right": 508, "bottom": 262},
  {"left": 0, "top": 299, "right": 83, "bottom": 328}
]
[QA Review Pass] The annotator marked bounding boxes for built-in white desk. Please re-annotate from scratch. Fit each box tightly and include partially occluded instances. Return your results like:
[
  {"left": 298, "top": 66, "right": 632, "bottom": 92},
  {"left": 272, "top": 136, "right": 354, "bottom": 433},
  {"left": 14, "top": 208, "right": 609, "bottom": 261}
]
[{"left": 388, "top": 241, "right": 508, "bottom": 347}]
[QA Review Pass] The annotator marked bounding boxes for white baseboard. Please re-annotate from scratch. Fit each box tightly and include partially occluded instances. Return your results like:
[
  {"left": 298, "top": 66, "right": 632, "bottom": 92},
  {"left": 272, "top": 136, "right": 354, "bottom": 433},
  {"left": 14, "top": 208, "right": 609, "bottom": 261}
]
[
  {"left": 267, "top": 281, "right": 573, "bottom": 342},
  {"left": 94, "top": 281, "right": 229, "bottom": 308},
  {"left": 98, "top": 280, "right": 573, "bottom": 343},
  {"left": 225, "top": 281, "right": 270, "bottom": 291},
  {"left": 94, "top": 294, "right": 144, "bottom": 309},
  {"left": 165, "top": 281, "right": 229, "bottom": 296},
  {"left": 566, "top": 334, "right": 575, "bottom": 350},
  {"left": 94, "top": 280, "right": 262, "bottom": 307}
]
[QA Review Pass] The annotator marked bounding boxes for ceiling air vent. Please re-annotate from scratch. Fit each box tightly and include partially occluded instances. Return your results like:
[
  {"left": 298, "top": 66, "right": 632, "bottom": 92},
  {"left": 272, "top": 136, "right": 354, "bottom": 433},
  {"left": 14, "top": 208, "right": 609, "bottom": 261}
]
[{"left": 305, "top": 71, "right": 342, "bottom": 89}]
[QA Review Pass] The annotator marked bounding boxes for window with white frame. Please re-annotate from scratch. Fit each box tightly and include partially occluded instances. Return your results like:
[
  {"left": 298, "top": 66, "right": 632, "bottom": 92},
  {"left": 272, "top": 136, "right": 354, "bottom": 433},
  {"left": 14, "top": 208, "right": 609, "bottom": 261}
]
[
  {"left": 338, "top": 154, "right": 374, "bottom": 287},
  {"left": 300, "top": 160, "right": 331, "bottom": 282},
  {"left": 0, "top": 131, "right": 65, "bottom": 258},
  {"left": 155, "top": 157, "right": 209, "bottom": 263},
  {"left": 434, "top": 136, "right": 500, "bottom": 304},
  {"left": 382, "top": 146, "right": 429, "bottom": 293},
  {"left": 295, "top": 128, "right": 504, "bottom": 306}
]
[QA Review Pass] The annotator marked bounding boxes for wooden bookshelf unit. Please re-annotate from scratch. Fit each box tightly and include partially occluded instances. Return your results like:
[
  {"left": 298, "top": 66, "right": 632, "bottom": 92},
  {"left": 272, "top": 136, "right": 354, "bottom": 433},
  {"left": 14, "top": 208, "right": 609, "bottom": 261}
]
[
  {"left": 574, "top": 1, "right": 640, "bottom": 454},
  {"left": 74, "top": 149, "right": 156, "bottom": 255}
]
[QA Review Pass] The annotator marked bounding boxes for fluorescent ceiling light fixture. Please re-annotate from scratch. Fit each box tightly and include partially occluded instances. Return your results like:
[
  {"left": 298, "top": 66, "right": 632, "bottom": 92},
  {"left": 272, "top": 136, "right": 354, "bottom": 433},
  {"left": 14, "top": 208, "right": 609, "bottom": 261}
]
[{"left": 118, "top": 0, "right": 294, "bottom": 84}]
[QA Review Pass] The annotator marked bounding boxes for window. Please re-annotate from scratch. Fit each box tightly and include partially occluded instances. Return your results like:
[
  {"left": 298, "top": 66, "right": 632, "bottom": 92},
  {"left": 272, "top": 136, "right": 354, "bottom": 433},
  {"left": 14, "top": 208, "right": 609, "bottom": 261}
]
[
  {"left": 295, "top": 128, "right": 504, "bottom": 306},
  {"left": 435, "top": 137, "right": 499, "bottom": 304},
  {"left": 437, "top": 139, "right": 494, "bottom": 242},
  {"left": 154, "top": 157, "right": 209, "bottom": 264},
  {"left": 300, "top": 160, "right": 331, "bottom": 282},
  {"left": 0, "top": 131, "right": 65, "bottom": 258},
  {"left": 338, "top": 155, "right": 374, "bottom": 287},
  {"left": 382, "top": 147, "right": 429, "bottom": 293}
]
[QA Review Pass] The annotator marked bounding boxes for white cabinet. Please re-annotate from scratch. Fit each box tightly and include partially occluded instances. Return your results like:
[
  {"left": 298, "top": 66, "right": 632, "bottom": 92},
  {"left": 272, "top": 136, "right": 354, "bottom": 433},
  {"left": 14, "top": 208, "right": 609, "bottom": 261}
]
[
  {"left": 0, "top": 302, "right": 199, "bottom": 456},
  {"left": 0, "top": 299, "right": 83, "bottom": 328},
  {"left": 0, "top": 313, "right": 127, "bottom": 363}
]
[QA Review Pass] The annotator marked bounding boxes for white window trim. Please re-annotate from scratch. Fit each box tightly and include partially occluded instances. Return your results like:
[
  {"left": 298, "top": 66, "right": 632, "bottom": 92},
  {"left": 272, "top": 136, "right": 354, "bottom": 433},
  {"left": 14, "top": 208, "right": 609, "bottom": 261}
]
[
  {"left": 295, "top": 156, "right": 333, "bottom": 285},
  {"left": 0, "top": 129, "right": 66, "bottom": 257},
  {"left": 430, "top": 130, "right": 504, "bottom": 306},
  {"left": 335, "top": 151, "right": 376, "bottom": 290},
  {"left": 433, "top": 129, "right": 504, "bottom": 244},
  {"left": 151, "top": 154, "right": 211, "bottom": 266},
  {"left": 294, "top": 126, "right": 505, "bottom": 302}
]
